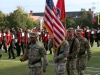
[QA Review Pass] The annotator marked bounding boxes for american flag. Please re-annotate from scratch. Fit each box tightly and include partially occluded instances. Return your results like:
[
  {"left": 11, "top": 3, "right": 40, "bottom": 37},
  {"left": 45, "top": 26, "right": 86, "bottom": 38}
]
[{"left": 44, "top": 0, "right": 65, "bottom": 50}]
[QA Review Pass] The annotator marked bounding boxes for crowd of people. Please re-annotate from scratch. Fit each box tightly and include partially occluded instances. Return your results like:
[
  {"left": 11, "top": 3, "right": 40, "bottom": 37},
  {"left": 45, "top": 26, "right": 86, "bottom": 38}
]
[
  {"left": 0, "top": 26, "right": 100, "bottom": 75},
  {"left": 79, "top": 27, "right": 100, "bottom": 47},
  {"left": 0, "top": 27, "right": 53, "bottom": 59}
]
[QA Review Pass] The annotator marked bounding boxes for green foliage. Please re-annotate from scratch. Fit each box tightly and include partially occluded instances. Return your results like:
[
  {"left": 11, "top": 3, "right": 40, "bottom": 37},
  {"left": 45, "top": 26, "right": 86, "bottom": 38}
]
[
  {"left": 7, "top": 6, "right": 36, "bottom": 29},
  {"left": 66, "top": 9, "right": 99, "bottom": 29},
  {"left": 66, "top": 14, "right": 76, "bottom": 28},
  {"left": 0, "top": 6, "right": 39, "bottom": 30},
  {"left": 79, "top": 10, "right": 93, "bottom": 28},
  {"left": 26, "top": 17, "right": 39, "bottom": 29},
  {"left": 0, "top": 11, "right": 8, "bottom": 29}
]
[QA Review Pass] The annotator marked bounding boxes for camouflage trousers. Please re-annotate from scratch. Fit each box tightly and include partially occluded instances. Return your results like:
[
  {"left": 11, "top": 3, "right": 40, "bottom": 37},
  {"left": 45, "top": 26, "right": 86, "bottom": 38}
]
[
  {"left": 76, "top": 54, "right": 87, "bottom": 75},
  {"left": 66, "top": 58, "right": 77, "bottom": 75},
  {"left": 54, "top": 62, "right": 66, "bottom": 75},
  {"left": 29, "top": 67, "right": 42, "bottom": 75}
]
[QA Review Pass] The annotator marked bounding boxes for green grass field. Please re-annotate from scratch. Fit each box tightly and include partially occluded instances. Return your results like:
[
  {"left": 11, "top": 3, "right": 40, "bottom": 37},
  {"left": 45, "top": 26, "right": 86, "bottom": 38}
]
[{"left": 0, "top": 46, "right": 100, "bottom": 75}]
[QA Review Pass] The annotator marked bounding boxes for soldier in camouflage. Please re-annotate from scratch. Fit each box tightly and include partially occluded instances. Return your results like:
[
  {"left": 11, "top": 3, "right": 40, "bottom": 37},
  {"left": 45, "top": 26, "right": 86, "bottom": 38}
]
[
  {"left": 20, "top": 32, "right": 48, "bottom": 75},
  {"left": 66, "top": 27, "right": 80, "bottom": 75},
  {"left": 53, "top": 40, "right": 69, "bottom": 75},
  {"left": 76, "top": 29, "right": 92, "bottom": 75}
]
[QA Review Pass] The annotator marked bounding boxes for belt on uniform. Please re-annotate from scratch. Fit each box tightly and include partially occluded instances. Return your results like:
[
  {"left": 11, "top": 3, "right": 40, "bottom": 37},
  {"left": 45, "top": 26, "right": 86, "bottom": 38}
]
[
  {"left": 79, "top": 52, "right": 85, "bottom": 55},
  {"left": 32, "top": 59, "right": 41, "bottom": 65}
]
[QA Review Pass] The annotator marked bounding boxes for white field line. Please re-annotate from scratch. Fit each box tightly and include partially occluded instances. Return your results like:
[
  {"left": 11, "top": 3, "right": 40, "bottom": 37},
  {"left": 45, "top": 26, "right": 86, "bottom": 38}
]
[
  {"left": 92, "top": 56, "right": 100, "bottom": 58},
  {"left": 0, "top": 60, "right": 100, "bottom": 74},
  {"left": 0, "top": 60, "right": 100, "bottom": 70},
  {"left": 87, "top": 67, "right": 100, "bottom": 69},
  {"left": 0, "top": 60, "right": 23, "bottom": 62},
  {"left": 87, "top": 70, "right": 100, "bottom": 72}
]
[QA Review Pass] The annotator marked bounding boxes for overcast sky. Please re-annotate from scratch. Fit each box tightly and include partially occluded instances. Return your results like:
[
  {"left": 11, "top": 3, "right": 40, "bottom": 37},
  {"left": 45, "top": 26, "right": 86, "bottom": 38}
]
[{"left": 0, "top": 0, "right": 99, "bottom": 13}]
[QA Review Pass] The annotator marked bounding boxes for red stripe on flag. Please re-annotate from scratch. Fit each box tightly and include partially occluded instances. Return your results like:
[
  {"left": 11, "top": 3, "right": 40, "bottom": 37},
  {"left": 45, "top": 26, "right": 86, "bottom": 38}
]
[
  {"left": 44, "top": 21, "right": 53, "bottom": 33},
  {"left": 44, "top": 0, "right": 65, "bottom": 50},
  {"left": 44, "top": 13, "right": 53, "bottom": 29}
]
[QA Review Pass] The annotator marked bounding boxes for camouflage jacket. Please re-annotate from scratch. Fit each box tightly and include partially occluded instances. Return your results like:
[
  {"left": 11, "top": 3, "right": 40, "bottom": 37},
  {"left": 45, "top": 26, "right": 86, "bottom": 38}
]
[
  {"left": 77, "top": 37, "right": 91, "bottom": 58},
  {"left": 55, "top": 40, "right": 69, "bottom": 62},
  {"left": 67, "top": 37, "right": 80, "bottom": 59},
  {"left": 27, "top": 42, "right": 48, "bottom": 68}
]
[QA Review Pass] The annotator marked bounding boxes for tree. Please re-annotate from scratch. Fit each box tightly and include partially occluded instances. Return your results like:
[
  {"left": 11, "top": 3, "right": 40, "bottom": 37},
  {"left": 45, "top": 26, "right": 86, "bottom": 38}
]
[
  {"left": 7, "top": 6, "right": 38, "bottom": 30},
  {"left": 0, "top": 11, "right": 8, "bottom": 29},
  {"left": 26, "top": 18, "right": 39, "bottom": 29},
  {"left": 79, "top": 9, "right": 92, "bottom": 28},
  {"left": 66, "top": 14, "right": 76, "bottom": 28}
]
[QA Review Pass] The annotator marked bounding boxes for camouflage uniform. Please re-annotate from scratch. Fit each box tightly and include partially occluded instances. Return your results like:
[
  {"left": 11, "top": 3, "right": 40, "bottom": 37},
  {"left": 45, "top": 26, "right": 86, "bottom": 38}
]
[
  {"left": 27, "top": 43, "right": 48, "bottom": 75},
  {"left": 66, "top": 37, "right": 80, "bottom": 75},
  {"left": 76, "top": 29, "right": 91, "bottom": 75},
  {"left": 66, "top": 27, "right": 80, "bottom": 75},
  {"left": 54, "top": 40, "right": 69, "bottom": 75},
  {"left": 20, "top": 32, "right": 48, "bottom": 75}
]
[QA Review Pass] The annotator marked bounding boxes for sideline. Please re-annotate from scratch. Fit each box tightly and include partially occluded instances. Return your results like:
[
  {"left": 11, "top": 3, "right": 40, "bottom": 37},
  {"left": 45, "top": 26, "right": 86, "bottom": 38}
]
[
  {"left": 92, "top": 56, "right": 100, "bottom": 58},
  {"left": 0, "top": 59, "right": 100, "bottom": 70},
  {"left": 0, "top": 60, "right": 100, "bottom": 74}
]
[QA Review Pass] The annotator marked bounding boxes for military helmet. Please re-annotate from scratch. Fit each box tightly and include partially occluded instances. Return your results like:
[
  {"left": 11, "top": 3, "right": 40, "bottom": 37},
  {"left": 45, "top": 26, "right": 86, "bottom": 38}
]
[
  {"left": 76, "top": 29, "right": 83, "bottom": 33},
  {"left": 30, "top": 32, "right": 37, "bottom": 38},
  {"left": 67, "top": 27, "right": 74, "bottom": 32}
]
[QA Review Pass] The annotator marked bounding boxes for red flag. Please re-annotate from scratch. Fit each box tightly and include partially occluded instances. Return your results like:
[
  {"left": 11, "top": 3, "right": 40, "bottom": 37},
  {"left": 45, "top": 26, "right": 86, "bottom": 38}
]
[
  {"left": 56, "top": 0, "right": 66, "bottom": 21},
  {"left": 44, "top": 0, "right": 65, "bottom": 50}
]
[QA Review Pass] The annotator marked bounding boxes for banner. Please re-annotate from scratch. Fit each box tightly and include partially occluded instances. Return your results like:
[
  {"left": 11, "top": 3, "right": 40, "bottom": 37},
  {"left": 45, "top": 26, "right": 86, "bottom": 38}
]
[
  {"left": 56, "top": 0, "right": 66, "bottom": 21},
  {"left": 44, "top": 0, "right": 65, "bottom": 50}
]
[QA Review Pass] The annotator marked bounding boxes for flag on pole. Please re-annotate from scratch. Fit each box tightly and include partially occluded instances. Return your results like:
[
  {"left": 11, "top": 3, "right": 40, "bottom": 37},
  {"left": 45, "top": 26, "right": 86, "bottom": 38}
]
[
  {"left": 98, "top": 0, "right": 100, "bottom": 25},
  {"left": 44, "top": 0, "right": 65, "bottom": 50},
  {"left": 56, "top": 0, "right": 66, "bottom": 21}
]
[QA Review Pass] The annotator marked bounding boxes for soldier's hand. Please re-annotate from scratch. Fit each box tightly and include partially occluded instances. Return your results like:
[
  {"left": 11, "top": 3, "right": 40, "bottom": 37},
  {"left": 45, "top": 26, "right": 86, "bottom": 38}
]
[
  {"left": 87, "top": 57, "right": 90, "bottom": 61},
  {"left": 20, "top": 58, "right": 24, "bottom": 62},
  {"left": 54, "top": 57, "right": 57, "bottom": 62},
  {"left": 67, "top": 54, "right": 70, "bottom": 58},
  {"left": 43, "top": 68, "right": 46, "bottom": 73}
]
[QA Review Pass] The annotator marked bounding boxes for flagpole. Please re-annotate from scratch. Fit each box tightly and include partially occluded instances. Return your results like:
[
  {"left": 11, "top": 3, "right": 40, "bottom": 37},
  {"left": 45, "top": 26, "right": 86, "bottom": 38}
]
[
  {"left": 64, "top": 18, "right": 66, "bottom": 29},
  {"left": 98, "top": 0, "right": 100, "bottom": 25}
]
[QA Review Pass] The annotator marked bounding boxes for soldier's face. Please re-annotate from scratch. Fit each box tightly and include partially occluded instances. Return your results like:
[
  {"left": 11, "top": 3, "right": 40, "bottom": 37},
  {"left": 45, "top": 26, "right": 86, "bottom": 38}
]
[
  {"left": 30, "top": 37, "right": 37, "bottom": 42},
  {"left": 76, "top": 33, "right": 81, "bottom": 37},
  {"left": 68, "top": 31, "right": 74, "bottom": 37}
]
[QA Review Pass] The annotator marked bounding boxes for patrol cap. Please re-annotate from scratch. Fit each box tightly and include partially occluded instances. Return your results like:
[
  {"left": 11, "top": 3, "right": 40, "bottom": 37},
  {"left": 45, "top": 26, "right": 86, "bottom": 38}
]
[
  {"left": 67, "top": 27, "right": 74, "bottom": 32},
  {"left": 76, "top": 29, "right": 83, "bottom": 33},
  {"left": 30, "top": 32, "right": 37, "bottom": 38}
]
